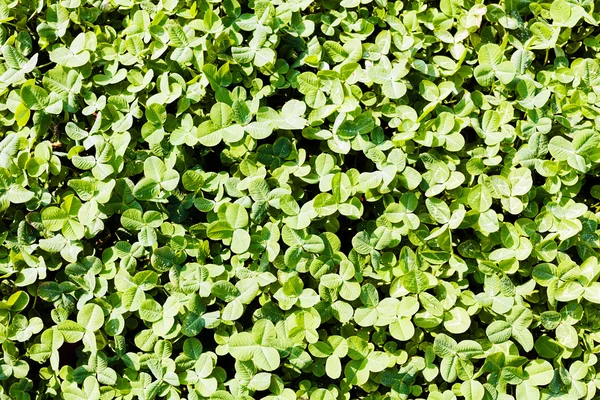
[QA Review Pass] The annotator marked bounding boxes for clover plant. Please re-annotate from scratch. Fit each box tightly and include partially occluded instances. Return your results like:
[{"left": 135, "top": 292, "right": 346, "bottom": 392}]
[{"left": 1, "top": 0, "right": 600, "bottom": 399}]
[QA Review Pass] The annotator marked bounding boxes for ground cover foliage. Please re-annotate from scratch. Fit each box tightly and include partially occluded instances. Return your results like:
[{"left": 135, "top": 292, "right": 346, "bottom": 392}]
[{"left": 2, "top": 0, "right": 600, "bottom": 399}]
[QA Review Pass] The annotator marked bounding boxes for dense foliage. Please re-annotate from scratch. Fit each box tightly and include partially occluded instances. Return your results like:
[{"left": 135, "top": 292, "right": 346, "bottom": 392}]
[{"left": 2, "top": 0, "right": 600, "bottom": 399}]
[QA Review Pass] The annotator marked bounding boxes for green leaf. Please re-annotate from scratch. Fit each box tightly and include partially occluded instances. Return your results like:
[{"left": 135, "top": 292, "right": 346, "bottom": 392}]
[
  {"left": 207, "top": 221, "right": 234, "bottom": 240},
  {"left": 433, "top": 334, "right": 456, "bottom": 358},
  {"left": 525, "top": 359, "right": 554, "bottom": 386},
  {"left": 77, "top": 304, "right": 105, "bottom": 332},
  {"left": 461, "top": 380, "right": 485, "bottom": 400},
  {"left": 297, "top": 72, "right": 321, "bottom": 94},
  {"left": 389, "top": 319, "right": 414, "bottom": 341},
  {"left": 57, "top": 321, "right": 85, "bottom": 343},
  {"left": 478, "top": 43, "right": 502, "bottom": 66},
  {"left": 41, "top": 207, "right": 67, "bottom": 231},
  {"left": 121, "top": 209, "right": 144, "bottom": 231},
  {"left": 133, "top": 178, "right": 161, "bottom": 201},
  {"left": 21, "top": 85, "right": 49, "bottom": 110},
  {"left": 145, "top": 103, "right": 167, "bottom": 125},
  {"left": 403, "top": 270, "right": 430, "bottom": 293},
  {"left": 226, "top": 203, "right": 249, "bottom": 229},
  {"left": 169, "top": 25, "right": 189, "bottom": 47},
  {"left": 426, "top": 198, "right": 451, "bottom": 224},
  {"left": 352, "top": 232, "right": 372, "bottom": 255},
  {"left": 468, "top": 184, "right": 492, "bottom": 213},
  {"left": 486, "top": 321, "right": 512, "bottom": 343},
  {"left": 139, "top": 299, "right": 162, "bottom": 322},
  {"left": 443, "top": 307, "right": 471, "bottom": 334},
  {"left": 231, "top": 229, "right": 251, "bottom": 254},
  {"left": 548, "top": 136, "right": 575, "bottom": 161}
]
